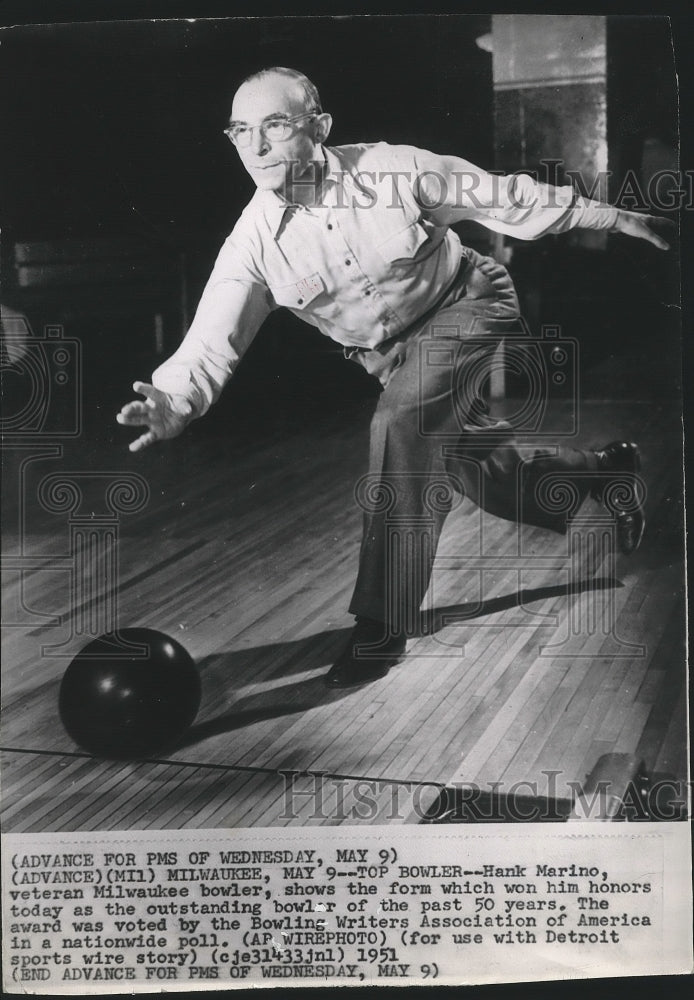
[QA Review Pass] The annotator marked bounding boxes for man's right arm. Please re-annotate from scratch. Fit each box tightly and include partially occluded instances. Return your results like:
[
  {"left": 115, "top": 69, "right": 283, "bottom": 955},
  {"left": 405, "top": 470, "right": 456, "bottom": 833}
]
[{"left": 117, "top": 233, "right": 272, "bottom": 452}]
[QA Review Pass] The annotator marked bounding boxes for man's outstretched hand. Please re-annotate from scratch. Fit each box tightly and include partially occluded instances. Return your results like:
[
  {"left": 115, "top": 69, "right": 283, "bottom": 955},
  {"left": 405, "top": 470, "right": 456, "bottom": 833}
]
[
  {"left": 117, "top": 382, "right": 191, "bottom": 452},
  {"left": 613, "top": 210, "right": 676, "bottom": 250}
]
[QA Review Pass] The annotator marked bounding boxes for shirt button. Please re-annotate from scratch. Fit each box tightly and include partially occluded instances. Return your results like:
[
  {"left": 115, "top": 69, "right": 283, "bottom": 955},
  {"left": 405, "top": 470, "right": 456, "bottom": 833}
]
[
  {"left": 364, "top": 290, "right": 371, "bottom": 296},
  {"left": 297, "top": 299, "right": 304, "bottom": 305},
  {"left": 345, "top": 258, "right": 351, "bottom": 266},
  {"left": 327, "top": 223, "right": 333, "bottom": 230}
]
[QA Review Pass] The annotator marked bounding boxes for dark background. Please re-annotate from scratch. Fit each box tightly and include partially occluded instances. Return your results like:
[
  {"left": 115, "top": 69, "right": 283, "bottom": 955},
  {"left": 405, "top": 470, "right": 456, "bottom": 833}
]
[{"left": 0, "top": 13, "right": 683, "bottom": 443}]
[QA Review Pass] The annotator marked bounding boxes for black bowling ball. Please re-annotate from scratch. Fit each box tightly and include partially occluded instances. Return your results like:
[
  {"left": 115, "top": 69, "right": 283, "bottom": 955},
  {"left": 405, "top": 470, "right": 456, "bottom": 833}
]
[{"left": 59, "top": 628, "right": 201, "bottom": 759}]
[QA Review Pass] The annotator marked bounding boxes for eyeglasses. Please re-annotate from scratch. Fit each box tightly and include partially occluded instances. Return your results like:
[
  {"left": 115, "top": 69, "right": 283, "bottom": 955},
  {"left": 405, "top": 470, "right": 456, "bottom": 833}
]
[{"left": 224, "top": 111, "right": 319, "bottom": 147}]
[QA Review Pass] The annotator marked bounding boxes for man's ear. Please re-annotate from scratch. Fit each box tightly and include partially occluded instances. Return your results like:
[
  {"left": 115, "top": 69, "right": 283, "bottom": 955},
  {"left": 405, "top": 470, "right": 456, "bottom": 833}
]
[{"left": 315, "top": 112, "right": 332, "bottom": 143}]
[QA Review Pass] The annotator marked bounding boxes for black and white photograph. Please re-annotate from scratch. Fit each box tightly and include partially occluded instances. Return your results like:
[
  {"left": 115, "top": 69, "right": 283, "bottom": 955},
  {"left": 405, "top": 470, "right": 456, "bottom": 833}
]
[{"left": 1, "top": 10, "right": 691, "bottom": 990}]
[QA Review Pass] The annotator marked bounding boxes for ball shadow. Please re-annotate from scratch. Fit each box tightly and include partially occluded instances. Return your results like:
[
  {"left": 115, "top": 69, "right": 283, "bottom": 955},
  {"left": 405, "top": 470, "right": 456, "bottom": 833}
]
[{"left": 178, "top": 576, "right": 623, "bottom": 750}]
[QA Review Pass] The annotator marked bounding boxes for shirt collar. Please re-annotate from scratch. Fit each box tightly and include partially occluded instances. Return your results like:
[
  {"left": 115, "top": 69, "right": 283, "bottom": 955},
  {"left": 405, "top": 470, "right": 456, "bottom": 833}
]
[{"left": 262, "top": 146, "right": 353, "bottom": 237}]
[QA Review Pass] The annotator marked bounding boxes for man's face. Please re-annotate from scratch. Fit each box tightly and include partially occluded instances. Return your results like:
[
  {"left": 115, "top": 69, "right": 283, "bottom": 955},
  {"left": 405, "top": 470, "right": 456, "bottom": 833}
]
[{"left": 229, "top": 75, "right": 322, "bottom": 195}]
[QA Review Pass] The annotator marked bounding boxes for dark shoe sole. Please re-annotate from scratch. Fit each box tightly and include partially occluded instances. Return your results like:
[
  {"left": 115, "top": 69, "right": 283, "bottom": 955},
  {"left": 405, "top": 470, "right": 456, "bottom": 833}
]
[{"left": 616, "top": 509, "right": 646, "bottom": 555}]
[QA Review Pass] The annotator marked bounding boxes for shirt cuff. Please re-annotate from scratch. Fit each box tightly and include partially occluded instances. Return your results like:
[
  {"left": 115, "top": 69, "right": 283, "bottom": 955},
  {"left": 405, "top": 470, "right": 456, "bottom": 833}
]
[
  {"left": 151, "top": 365, "right": 210, "bottom": 419},
  {"left": 560, "top": 195, "right": 620, "bottom": 232}
]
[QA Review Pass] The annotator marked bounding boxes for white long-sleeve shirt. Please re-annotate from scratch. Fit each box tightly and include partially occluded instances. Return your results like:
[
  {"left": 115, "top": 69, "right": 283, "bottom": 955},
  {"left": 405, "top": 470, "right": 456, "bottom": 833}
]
[{"left": 153, "top": 141, "right": 618, "bottom": 416}]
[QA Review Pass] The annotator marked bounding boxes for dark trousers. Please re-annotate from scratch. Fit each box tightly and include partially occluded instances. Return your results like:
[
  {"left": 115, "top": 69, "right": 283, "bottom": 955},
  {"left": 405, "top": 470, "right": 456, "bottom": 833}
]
[{"left": 347, "top": 248, "right": 597, "bottom": 630}]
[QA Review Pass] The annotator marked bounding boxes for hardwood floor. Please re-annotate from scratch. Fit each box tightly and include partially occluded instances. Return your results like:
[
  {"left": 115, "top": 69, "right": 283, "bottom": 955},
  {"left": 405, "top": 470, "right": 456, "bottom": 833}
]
[{"left": 1, "top": 396, "right": 687, "bottom": 830}]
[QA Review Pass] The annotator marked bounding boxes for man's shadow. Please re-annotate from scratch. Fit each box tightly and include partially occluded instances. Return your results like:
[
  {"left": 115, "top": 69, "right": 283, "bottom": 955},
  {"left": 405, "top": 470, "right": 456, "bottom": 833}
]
[{"left": 180, "top": 574, "right": 620, "bottom": 750}]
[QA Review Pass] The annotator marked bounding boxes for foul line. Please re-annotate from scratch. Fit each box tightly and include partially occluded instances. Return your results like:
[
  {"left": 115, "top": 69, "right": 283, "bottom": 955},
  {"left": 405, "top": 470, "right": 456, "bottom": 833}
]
[{"left": 0, "top": 745, "right": 446, "bottom": 790}]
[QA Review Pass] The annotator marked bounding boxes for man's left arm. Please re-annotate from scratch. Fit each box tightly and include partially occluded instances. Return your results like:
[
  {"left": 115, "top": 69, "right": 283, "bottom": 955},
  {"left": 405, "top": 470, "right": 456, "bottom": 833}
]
[{"left": 411, "top": 149, "right": 673, "bottom": 250}]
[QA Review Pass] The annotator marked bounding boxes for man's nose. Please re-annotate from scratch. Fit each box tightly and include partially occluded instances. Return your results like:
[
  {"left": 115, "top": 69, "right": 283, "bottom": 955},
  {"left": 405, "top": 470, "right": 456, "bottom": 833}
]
[{"left": 250, "top": 126, "right": 270, "bottom": 155}]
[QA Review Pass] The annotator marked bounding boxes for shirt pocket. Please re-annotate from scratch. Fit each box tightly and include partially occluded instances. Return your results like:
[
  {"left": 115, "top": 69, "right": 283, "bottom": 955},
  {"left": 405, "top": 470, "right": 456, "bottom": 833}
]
[
  {"left": 374, "top": 219, "right": 430, "bottom": 263},
  {"left": 269, "top": 272, "right": 326, "bottom": 310}
]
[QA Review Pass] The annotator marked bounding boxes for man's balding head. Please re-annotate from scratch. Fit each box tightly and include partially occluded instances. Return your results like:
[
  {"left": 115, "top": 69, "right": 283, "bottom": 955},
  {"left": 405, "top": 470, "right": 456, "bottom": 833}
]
[
  {"left": 237, "top": 67, "right": 322, "bottom": 114},
  {"left": 228, "top": 68, "right": 331, "bottom": 200}
]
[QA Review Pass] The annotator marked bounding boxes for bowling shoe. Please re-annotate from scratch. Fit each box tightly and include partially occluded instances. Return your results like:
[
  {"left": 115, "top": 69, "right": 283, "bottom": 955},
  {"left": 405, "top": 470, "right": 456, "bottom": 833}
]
[
  {"left": 592, "top": 441, "right": 645, "bottom": 555},
  {"left": 325, "top": 617, "right": 406, "bottom": 688}
]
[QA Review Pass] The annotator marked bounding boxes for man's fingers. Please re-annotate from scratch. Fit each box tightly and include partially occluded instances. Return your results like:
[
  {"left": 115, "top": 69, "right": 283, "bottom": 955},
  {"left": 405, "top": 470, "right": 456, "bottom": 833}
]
[
  {"left": 641, "top": 225, "right": 670, "bottom": 251},
  {"left": 118, "top": 400, "right": 150, "bottom": 420},
  {"left": 623, "top": 212, "right": 675, "bottom": 250},
  {"left": 117, "top": 400, "right": 155, "bottom": 427},
  {"left": 629, "top": 223, "right": 669, "bottom": 250},
  {"left": 128, "top": 430, "right": 157, "bottom": 453},
  {"left": 117, "top": 411, "right": 151, "bottom": 428},
  {"left": 119, "top": 383, "right": 186, "bottom": 451},
  {"left": 648, "top": 215, "right": 675, "bottom": 250},
  {"left": 133, "top": 381, "right": 161, "bottom": 402},
  {"left": 651, "top": 233, "right": 670, "bottom": 251},
  {"left": 117, "top": 383, "right": 171, "bottom": 451}
]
